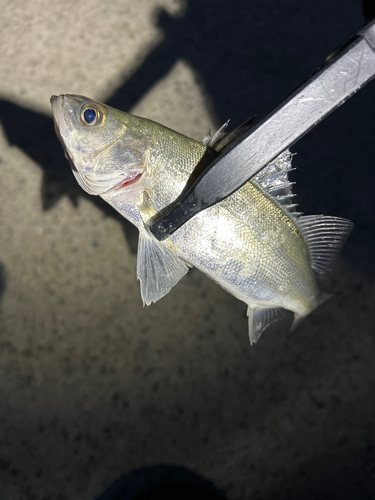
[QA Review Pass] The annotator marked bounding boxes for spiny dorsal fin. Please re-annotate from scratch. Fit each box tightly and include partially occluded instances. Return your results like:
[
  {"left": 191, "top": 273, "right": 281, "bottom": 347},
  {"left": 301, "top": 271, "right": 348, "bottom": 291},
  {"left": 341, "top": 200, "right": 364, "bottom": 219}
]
[
  {"left": 206, "top": 123, "right": 299, "bottom": 216},
  {"left": 204, "top": 121, "right": 298, "bottom": 216},
  {"left": 212, "top": 117, "right": 256, "bottom": 152},
  {"left": 247, "top": 306, "right": 285, "bottom": 344},
  {"left": 253, "top": 150, "right": 301, "bottom": 216},
  {"left": 297, "top": 215, "right": 353, "bottom": 274},
  {"left": 202, "top": 121, "right": 230, "bottom": 147}
]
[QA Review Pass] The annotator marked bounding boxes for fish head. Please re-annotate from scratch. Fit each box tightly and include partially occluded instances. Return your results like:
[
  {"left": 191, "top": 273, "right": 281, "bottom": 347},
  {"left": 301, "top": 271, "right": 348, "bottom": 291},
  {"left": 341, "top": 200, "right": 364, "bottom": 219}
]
[{"left": 50, "top": 94, "right": 148, "bottom": 195}]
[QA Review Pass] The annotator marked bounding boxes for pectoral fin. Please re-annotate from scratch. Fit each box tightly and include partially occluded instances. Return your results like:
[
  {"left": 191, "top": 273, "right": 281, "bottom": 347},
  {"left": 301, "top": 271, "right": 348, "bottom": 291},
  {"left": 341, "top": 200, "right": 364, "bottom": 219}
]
[
  {"left": 137, "top": 190, "right": 190, "bottom": 305},
  {"left": 137, "top": 232, "right": 190, "bottom": 305},
  {"left": 247, "top": 306, "right": 285, "bottom": 344}
]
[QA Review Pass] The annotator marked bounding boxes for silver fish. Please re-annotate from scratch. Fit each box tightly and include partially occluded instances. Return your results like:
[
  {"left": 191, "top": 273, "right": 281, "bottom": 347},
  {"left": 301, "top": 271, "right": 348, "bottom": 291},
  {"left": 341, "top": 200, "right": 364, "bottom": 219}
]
[{"left": 51, "top": 94, "right": 353, "bottom": 343}]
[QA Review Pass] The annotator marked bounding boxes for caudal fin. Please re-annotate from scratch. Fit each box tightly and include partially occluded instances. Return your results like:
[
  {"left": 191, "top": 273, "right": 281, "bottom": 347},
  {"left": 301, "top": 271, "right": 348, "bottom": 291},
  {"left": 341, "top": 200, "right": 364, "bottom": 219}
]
[{"left": 297, "top": 215, "right": 353, "bottom": 274}]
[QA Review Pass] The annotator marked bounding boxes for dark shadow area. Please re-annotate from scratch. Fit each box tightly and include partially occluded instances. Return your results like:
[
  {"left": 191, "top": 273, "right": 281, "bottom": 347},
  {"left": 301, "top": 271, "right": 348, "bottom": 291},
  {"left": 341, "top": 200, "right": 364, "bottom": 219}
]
[
  {"left": 96, "top": 464, "right": 227, "bottom": 500},
  {"left": 272, "top": 446, "right": 375, "bottom": 500},
  {"left": 0, "top": 262, "right": 6, "bottom": 307},
  {"left": 0, "top": 100, "right": 139, "bottom": 254},
  {"left": 108, "top": 1, "right": 362, "bottom": 125},
  {"left": 291, "top": 84, "right": 375, "bottom": 273},
  {"left": 363, "top": 0, "right": 375, "bottom": 20}
]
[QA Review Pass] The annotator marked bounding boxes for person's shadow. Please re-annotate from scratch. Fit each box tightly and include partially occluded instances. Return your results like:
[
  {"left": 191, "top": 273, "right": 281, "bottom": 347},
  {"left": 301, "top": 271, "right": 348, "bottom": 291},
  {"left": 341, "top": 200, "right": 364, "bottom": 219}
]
[{"left": 96, "top": 464, "right": 227, "bottom": 500}]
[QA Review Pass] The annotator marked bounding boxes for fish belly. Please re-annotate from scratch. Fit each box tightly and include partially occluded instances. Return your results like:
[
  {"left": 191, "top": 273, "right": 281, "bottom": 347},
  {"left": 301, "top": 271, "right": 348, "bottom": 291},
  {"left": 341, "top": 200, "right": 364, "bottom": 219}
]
[{"left": 171, "top": 181, "right": 319, "bottom": 317}]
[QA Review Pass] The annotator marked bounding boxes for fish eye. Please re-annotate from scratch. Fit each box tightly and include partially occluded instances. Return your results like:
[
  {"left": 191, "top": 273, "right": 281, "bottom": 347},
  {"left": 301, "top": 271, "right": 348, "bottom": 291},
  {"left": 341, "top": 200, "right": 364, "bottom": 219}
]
[
  {"left": 83, "top": 108, "right": 96, "bottom": 124},
  {"left": 80, "top": 103, "right": 106, "bottom": 126}
]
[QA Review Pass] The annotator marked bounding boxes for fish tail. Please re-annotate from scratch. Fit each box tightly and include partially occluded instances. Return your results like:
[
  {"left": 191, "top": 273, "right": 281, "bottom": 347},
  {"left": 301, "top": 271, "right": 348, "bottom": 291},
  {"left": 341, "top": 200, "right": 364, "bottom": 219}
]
[{"left": 297, "top": 215, "right": 353, "bottom": 274}]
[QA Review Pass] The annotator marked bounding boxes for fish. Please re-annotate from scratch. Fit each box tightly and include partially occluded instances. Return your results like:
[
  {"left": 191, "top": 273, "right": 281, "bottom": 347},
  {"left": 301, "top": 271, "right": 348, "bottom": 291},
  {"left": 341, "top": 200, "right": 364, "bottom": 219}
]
[{"left": 50, "top": 94, "right": 353, "bottom": 343}]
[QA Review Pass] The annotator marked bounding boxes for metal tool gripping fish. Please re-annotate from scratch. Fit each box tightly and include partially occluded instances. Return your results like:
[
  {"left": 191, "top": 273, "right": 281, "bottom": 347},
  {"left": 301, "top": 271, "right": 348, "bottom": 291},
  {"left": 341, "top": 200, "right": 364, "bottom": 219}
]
[
  {"left": 149, "top": 18, "right": 375, "bottom": 240},
  {"left": 51, "top": 94, "right": 352, "bottom": 343}
]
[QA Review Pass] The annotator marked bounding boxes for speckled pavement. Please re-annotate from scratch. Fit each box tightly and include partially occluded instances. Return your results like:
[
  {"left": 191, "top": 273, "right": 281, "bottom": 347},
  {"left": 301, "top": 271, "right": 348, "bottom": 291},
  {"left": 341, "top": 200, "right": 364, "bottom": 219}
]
[{"left": 1, "top": 1, "right": 375, "bottom": 499}]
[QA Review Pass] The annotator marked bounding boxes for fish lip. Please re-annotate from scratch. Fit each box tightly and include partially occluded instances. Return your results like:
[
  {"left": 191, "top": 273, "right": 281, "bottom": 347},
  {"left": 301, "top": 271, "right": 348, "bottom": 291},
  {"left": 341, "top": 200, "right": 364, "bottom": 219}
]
[
  {"left": 50, "top": 95, "right": 79, "bottom": 174},
  {"left": 51, "top": 94, "right": 74, "bottom": 138}
]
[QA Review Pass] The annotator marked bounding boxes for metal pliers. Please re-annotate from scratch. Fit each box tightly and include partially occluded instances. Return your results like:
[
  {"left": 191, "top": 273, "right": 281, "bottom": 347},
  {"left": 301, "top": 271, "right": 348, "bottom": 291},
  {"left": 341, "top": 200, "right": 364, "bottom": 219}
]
[{"left": 150, "top": 19, "right": 375, "bottom": 241}]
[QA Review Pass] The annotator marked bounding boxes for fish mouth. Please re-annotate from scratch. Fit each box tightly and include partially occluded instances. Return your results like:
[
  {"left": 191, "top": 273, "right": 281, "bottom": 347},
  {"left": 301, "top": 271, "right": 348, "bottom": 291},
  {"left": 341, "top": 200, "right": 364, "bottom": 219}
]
[
  {"left": 51, "top": 94, "right": 76, "bottom": 138},
  {"left": 50, "top": 94, "right": 81, "bottom": 169},
  {"left": 51, "top": 96, "right": 80, "bottom": 178}
]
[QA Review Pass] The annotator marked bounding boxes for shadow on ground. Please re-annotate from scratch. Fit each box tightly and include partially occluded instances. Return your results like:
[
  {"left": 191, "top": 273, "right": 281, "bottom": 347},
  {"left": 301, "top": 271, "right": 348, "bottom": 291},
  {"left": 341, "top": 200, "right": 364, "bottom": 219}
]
[
  {"left": 96, "top": 450, "right": 375, "bottom": 500},
  {"left": 273, "top": 446, "right": 375, "bottom": 500},
  {"left": 0, "top": 100, "right": 139, "bottom": 255},
  {"left": 96, "top": 464, "right": 227, "bottom": 500}
]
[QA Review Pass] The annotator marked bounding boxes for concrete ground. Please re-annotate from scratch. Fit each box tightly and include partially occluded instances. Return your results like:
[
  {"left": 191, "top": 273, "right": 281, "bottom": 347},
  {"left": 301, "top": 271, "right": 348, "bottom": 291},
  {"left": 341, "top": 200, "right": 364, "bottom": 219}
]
[{"left": 1, "top": 1, "right": 375, "bottom": 499}]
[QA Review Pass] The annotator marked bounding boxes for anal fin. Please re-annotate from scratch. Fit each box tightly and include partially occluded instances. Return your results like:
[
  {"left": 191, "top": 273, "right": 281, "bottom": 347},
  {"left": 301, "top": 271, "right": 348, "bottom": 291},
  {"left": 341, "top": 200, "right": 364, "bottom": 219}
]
[{"left": 247, "top": 306, "right": 285, "bottom": 344}]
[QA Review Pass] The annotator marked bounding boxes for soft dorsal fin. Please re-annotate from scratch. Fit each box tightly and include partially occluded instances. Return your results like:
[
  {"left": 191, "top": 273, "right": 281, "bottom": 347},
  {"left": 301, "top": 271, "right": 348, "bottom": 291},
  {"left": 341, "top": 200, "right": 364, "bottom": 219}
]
[
  {"left": 297, "top": 215, "right": 353, "bottom": 274},
  {"left": 253, "top": 150, "right": 300, "bottom": 216},
  {"left": 137, "top": 191, "right": 190, "bottom": 305},
  {"left": 247, "top": 306, "right": 285, "bottom": 344}
]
